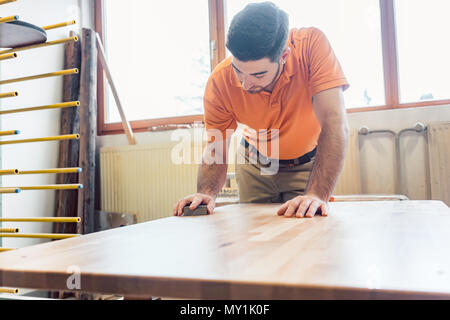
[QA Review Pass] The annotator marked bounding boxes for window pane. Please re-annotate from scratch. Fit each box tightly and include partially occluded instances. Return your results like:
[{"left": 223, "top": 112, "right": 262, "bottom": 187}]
[
  {"left": 104, "top": 1, "right": 210, "bottom": 123},
  {"left": 395, "top": 0, "right": 450, "bottom": 103},
  {"left": 225, "top": 0, "right": 385, "bottom": 109}
]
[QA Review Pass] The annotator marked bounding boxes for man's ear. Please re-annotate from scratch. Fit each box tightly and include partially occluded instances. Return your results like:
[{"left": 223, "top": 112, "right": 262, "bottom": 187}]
[{"left": 281, "top": 47, "right": 291, "bottom": 64}]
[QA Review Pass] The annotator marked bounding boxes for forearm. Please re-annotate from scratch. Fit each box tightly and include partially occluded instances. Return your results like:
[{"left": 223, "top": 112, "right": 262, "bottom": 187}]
[
  {"left": 197, "top": 140, "right": 229, "bottom": 198},
  {"left": 306, "top": 119, "right": 348, "bottom": 200},
  {"left": 197, "top": 162, "right": 228, "bottom": 198}
]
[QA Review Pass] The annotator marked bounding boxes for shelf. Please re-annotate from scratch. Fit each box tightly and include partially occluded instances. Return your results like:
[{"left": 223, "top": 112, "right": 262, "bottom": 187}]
[{"left": 0, "top": 19, "right": 47, "bottom": 48}]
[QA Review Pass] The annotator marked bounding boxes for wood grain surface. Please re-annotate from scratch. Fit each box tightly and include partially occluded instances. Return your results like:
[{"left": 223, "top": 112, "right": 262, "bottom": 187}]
[
  {"left": 0, "top": 201, "right": 449, "bottom": 299},
  {"left": 54, "top": 30, "right": 81, "bottom": 235},
  {"left": 77, "top": 28, "right": 97, "bottom": 235}
]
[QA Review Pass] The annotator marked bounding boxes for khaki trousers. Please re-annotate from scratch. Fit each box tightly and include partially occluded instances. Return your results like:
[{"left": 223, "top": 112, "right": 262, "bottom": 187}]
[{"left": 235, "top": 141, "right": 314, "bottom": 203}]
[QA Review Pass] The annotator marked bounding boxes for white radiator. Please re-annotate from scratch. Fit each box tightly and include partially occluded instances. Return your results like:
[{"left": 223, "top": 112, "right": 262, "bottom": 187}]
[
  {"left": 101, "top": 143, "right": 201, "bottom": 222},
  {"left": 427, "top": 122, "right": 450, "bottom": 206},
  {"left": 334, "top": 129, "right": 361, "bottom": 195}
]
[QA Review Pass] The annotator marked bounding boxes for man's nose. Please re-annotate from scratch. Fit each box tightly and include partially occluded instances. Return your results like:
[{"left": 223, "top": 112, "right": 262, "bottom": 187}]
[{"left": 241, "top": 76, "right": 254, "bottom": 90}]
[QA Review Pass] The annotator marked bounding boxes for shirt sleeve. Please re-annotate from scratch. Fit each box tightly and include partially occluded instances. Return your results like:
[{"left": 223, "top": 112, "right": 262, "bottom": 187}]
[
  {"left": 203, "top": 75, "right": 237, "bottom": 143},
  {"left": 307, "top": 28, "right": 350, "bottom": 96}
]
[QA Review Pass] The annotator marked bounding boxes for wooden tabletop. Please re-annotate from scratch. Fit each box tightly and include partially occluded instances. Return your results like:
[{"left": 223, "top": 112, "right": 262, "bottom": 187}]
[{"left": 0, "top": 200, "right": 450, "bottom": 299}]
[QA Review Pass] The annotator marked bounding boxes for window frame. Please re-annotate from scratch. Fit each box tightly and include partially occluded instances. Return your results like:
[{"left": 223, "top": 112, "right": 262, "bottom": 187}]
[{"left": 95, "top": 0, "right": 450, "bottom": 136}]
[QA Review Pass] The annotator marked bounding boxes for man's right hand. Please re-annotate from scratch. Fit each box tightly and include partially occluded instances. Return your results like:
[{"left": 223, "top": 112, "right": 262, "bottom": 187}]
[{"left": 173, "top": 193, "right": 216, "bottom": 216}]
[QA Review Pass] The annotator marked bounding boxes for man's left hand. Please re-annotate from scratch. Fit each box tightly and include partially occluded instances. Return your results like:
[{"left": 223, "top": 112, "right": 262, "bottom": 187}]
[{"left": 277, "top": 194, "right": 329, "bottom": 218}]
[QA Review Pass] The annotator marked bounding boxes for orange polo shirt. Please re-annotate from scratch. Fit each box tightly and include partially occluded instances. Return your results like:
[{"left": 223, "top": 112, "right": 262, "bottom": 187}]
[{"left": 203, "top": 27, "right": 349, "bottom": 160}]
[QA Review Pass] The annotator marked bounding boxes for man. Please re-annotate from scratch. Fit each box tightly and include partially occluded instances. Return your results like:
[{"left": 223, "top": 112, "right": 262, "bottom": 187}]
[{"left": 174, "top": 2, "right": 349, "bottom": 218}]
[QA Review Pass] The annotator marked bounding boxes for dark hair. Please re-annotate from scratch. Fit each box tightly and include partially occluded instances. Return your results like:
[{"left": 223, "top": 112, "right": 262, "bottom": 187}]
[{"left": 226, "top": 1, "right": 289, "bottom": 62}]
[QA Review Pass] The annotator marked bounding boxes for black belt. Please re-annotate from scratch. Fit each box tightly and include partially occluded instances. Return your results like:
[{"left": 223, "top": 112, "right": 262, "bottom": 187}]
[{"left": 240, "top": 138, "right": 316, "bottom": 167}]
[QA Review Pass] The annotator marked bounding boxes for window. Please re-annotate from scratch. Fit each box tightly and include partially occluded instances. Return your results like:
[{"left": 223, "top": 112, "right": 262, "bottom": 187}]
[
  {"left": 226, "top": 0, "right": 386, "bottom": 109},
  {"left": 96, "top": 0, "right": 450, "bottom": 135},
  {"left": 395, "top": 0, "right": 450, "bottom": 103},
  {"left": 103, "top": 0, "right": 210, "bottom": 123},
  {"left": 96, "top": 0, "right": 211, "bottom": 134}
]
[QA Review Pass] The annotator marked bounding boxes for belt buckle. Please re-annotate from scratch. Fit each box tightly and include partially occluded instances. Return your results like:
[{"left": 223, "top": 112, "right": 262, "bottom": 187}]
[{"left": 258, "top": 154, "right": 272, "bottom": 167}]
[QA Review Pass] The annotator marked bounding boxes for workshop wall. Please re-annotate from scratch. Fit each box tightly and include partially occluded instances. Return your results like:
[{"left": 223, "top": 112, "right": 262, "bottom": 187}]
[{"left": 0, "top": 0, "right": 86, "bottom": 248}]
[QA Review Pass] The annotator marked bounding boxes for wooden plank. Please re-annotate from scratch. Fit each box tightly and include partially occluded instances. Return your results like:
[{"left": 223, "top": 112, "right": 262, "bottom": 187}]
[
  {"left": 54, "top": 31, "right": 81, "bottom": 235},
  {"left": 95, "top": 0, "right": 107, "bottom": 137},
  {"left": 95, "top": 32, "right": 135, "bottom": 145},
  {"left": 0, "top": 201, "right": 449, "bottom": 299},
  {"left": 77, "top": 28, "right": 97, "bottom": 235},
  {"left": 330, "top": 194, "right": 409, "bottom": 202},
  {"left": 380, "top": 0, "right": 399, "bottom": 108}
]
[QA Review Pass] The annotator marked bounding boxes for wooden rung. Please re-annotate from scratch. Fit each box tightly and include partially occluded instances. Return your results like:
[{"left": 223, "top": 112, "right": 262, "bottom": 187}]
[
  {"left": 0, "top": 130, "right": 20, "bottom": 136},
  {"left": 0, "top": 15, "right": 18, "bottom": 24},
  {"left": 42, "top": 20, "right": 76, "bottom": 31},
  {"left": 0, "top": 248, "right": 16, "bottom": 252},
  {"left": 0, "top": 217, "right": 81, "bottom": 223},
  {"left": 0, "top": 52, "right": 17, "bottom": 61},
  {"left": 6, "top": 184, "right": 83, "bottom": 191},
  {"left": 0, "top": 36, "right": 78, "bottom": 55},
  {"left": 0, "top": 169, "right": 19, "bottom": 176},
  {"left": 0, "top": 0, "right": 17, "bottom": 5},
  {"left": 0, "top": 188, "right": 21, "bottom": 194},
  {"left": 0, "top": 288, "right": 19, "bottom": 294},
  {"left": 0, "top": 134, "right": 80, "bottom": 145},
  {"left": 0, "top": 68, "right": 78, "bottom": 85},
  {"left": 0, "top": 228, "right": 19, "bottom": 233},
  {"left": 0, "top": 233, "right": 80, "bottom": 239},
  {"left": 18, "top": 168, "right": 82, "bottom": 175},
  {"left": 0, "top": 101, "right": 79, "bottom": 115},
  {"left": 0, "top": 91, "right": 18, "bottom": 99}
]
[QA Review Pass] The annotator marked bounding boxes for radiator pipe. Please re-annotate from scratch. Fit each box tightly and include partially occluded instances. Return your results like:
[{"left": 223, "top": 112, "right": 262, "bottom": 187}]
[
  {"left": 358, "top": 126, "right": 397, "bottom": 193},
  {"left": 358, "top": 123, "right": 427, "bottom": 196},
  {"left": 396, "top": 122, "right": 427, "bottom": 196}
]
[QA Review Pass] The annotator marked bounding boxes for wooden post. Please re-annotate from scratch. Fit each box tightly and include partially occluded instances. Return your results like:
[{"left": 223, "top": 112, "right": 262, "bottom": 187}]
[
  {"left": 54, "top": 31, "right": 81, "bottom": 235},
  {"left": 77, "top": 28, "right": 97, "bottom": 235},
  {"left": 51, "top": 31, "right": 82, "bottom": 301}
]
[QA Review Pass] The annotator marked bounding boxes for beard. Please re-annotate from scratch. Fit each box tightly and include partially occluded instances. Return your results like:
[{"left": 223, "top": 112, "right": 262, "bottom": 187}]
[
  {"left": 246, "top": 86, "right": 265, "bottom": 94},
  {"left": 244, "top": 62, "right": 282, "bottom": 94}
]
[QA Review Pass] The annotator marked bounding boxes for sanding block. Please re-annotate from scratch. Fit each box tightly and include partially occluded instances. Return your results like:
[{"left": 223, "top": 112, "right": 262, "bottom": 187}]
[{"left": 182, "top": 204, "right": 209, "bottom": 216}]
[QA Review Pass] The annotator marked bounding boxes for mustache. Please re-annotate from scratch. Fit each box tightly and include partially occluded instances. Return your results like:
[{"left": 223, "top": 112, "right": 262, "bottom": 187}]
[{"left": 247, "top": 86, "right": 264, "bottom": 94}]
